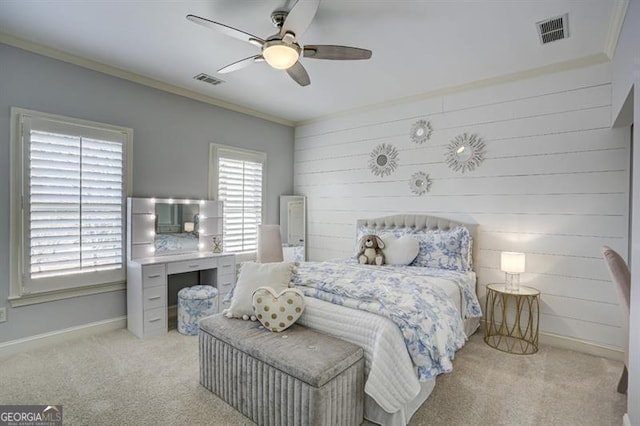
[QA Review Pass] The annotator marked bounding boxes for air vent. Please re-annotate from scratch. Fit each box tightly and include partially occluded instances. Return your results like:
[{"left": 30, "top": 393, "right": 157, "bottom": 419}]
[
  {"left": 194, "top": 73, "right": 224, "bottom": 86},
  {"left": 536, "top": 13, "right": 569, "bottom": 45}
]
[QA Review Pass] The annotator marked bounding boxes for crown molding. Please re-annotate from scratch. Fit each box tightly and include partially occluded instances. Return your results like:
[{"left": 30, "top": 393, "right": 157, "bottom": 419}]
[
  {"left": 0, "top": 30, "right": 616, "bottom": 130},
  {"left": 296, "top": 53, "right": 611, "bottom": 127},
  {"left": 0, "top": 32, "right": 295, "bottom": 127},
  {"left": 604, "top": 0, "right": 630, "bottom": 60}
]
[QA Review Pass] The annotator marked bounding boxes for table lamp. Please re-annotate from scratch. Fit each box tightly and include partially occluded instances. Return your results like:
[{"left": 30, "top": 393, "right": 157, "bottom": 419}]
[
  {"left": 501, "top": 251, "right": 525, "bottom": 292},
  {"left": 257, "top": 224, "right": 284, "bottom": 263},
  {"left": 184, "top": 222, "right": 195, "bottom": 233}
]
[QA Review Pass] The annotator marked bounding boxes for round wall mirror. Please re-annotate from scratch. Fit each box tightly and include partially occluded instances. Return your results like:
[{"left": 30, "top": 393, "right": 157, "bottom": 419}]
[
  {"left": 369, "top": 143, "right": 399, "bottom": 177},
  {"left": 445, "top": 133, "right": 486, "bottom": 173},
  {"left": 410, "top": 119, "right": 433, "bottom": 144},
  {"left": 409, "top": 171, "right": 432, "bottom": 195},
  {"left": 455, "top": 145, "right": 473, "bottom": 162}
]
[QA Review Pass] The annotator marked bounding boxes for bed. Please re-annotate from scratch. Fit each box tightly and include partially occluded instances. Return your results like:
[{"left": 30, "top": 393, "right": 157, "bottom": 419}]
[{"left": 293, "top": 214, "right": 482, "bottom": 426}]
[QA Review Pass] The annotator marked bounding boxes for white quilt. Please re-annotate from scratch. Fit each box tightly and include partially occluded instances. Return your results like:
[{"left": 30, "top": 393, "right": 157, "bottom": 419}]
[
  {"left": 295, "top": 261, "right": 481, "bottom": 414},
  {"left": 297, "top": 297, "right": 421, "bottom": 413}
]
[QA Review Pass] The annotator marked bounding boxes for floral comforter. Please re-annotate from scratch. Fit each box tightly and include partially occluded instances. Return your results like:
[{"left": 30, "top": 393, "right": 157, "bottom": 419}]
[{"left": 293, "top": 259, "right": 482, "bottom": 380}]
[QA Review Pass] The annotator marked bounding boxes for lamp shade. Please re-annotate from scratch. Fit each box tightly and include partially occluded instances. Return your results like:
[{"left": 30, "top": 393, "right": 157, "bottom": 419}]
[
  {"left": 501, "top": 252, "right": 525, "bottom": 274},
  {"left": 257, "top": 224, "right": 284, "bottom": 263},
  {"left": 262, "top": 42, "right": 300, "bottom": 70},
  {"left": 184, "top": 222, "right": 195, "bottom": 232}
]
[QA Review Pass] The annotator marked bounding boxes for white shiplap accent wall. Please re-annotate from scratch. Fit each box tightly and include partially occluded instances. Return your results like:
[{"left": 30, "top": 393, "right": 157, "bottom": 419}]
[{"left": 294, "top": 63, "right": 630, "bottom": 352}]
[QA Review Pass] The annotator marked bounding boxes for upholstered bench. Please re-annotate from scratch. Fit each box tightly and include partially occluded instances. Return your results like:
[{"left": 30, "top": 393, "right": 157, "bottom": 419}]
[{"left": 199, "top": 314, "right": 364, "bottom": 426}]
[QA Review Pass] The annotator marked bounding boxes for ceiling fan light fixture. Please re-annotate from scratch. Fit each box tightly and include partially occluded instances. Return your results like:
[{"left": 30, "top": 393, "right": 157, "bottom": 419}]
[{"left": 263, "top": 41, "right": 300, "bottom": 70}]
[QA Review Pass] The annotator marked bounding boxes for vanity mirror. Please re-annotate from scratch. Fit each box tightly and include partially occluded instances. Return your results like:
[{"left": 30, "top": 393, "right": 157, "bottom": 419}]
[
  {"left": 155, "top": 203, "right": 199, "bottom": 234},
  {"left": 279, "top": 195, "right": 306, "bottom": 261},
  {"left": 128, "top": 198, "right": 223, "bottom": 259},
  {"left": 154, "top": 201, "right": 202, "bottom": 254}
]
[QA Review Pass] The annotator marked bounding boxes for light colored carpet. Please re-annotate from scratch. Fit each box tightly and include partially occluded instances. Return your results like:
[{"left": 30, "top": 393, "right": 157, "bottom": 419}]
[{"left": 0, "top": 329, "right": 626, "bottom": 426}]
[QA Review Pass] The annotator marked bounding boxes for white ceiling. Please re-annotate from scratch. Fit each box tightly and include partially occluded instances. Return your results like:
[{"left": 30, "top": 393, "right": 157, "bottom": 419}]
[{"left": 0, "top": 0, "right": 620, "bottom": 125}]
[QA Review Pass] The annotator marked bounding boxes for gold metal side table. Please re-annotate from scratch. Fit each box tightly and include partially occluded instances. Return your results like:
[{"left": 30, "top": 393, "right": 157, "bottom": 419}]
[{"left": 484, "top": 283, "right": 540, "bottom": 355}]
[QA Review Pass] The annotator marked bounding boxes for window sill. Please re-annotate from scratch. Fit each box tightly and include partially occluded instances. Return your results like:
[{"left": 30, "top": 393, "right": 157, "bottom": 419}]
[
  {"left": 233, "top": 251, "right": 257, "bottom": 264},
  {"left": 9, "top": 281, "right": 126, "bottom": 308}
]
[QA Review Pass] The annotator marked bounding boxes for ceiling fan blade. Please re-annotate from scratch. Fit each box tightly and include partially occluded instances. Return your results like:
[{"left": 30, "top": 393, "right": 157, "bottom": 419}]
[
  {"left": 218, "top": 55, "right": 264, "bottom": 74},
  {"left": 187, "top": 14, "right": 264, "bottom": 47},
  {"left": 303, "top": 45, "right": 372, "bottom": 60},
  {"left": 286, "top": 61, "right": 311, "bottom": 87},
  {"left": 280, "top": 0, "right": 320, "bottom": 39}
]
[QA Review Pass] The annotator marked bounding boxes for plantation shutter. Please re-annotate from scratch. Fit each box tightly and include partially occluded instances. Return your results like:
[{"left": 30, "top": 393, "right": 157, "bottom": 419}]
[
  {"left": 216, "top": 148, "right": 264, "bottom": 253},
  {"left": 22, "top": 116, "right": 127, "bottom": 293}
]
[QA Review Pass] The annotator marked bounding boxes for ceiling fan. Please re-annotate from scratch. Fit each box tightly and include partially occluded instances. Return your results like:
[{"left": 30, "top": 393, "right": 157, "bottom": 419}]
[{"left": 186, "top": 0, "right": 372, "bottom": 87}]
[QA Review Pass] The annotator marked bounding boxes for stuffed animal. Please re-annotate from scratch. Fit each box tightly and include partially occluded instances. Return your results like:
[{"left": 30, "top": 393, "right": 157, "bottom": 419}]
[{"left": 357, "top": 234, "right": 385, "bottom": 266}]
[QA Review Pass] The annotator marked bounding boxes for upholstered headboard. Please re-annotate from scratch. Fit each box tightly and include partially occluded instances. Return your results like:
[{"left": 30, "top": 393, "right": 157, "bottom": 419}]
[{"left": 356, "top": 214, "right": 478, "bottom": 270}]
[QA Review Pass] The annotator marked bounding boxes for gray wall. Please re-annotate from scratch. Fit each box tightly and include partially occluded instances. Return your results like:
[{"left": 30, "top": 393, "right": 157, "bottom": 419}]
[
  {"left": 0, "top": 44, "right": 294, "bottom": 343},
  {"left": 611, "top": 0, "right": 639, "bottom": 423}
]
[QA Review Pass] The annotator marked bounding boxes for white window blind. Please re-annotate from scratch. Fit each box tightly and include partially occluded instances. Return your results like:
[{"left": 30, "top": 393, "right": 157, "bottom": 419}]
[
  {"left": 12, "top": 110, "right": 130, "bottom": 297},
  {"left": 213, "top": 146, "right": 265, "bottom": 254}
]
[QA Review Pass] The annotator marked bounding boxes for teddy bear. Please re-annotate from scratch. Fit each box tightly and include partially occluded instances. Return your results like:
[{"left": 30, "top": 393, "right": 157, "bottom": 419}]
[{"left": 357, "top": 234, "right": 385, "bottom": 265}]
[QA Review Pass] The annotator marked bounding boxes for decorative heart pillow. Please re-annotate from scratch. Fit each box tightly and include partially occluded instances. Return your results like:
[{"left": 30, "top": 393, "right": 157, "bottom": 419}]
[
  {"left": 252, "top": 287, "right": 305, "bottom": 332},
  {"left": 381, "top": 234, "right": 420, "bottom": 265},
  {"left": 224, "top": 262, "right": 294, "bottom": 319}
]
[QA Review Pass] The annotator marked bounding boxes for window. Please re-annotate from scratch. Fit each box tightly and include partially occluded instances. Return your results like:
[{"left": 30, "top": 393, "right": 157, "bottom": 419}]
[
  {"left": 209, "top": 144, "right": 266, "bottom": 256},
  {"left": 10, "top": 108, "right": 132, "bottom": 306}
]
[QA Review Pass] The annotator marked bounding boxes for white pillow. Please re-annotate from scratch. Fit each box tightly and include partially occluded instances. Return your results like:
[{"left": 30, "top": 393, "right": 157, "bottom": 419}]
[
  {"left": 224, "top": 262, "right": 294, "bottom": 319},
  {"left": 381, "top": 235, "right": 419, "bottom": 265}
]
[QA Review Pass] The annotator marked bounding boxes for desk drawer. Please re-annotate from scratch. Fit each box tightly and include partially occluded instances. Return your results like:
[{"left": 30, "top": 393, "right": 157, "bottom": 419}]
[
  {"left": 217, "top": 273, "right": 236, "bottom": 297},
  {"left": 167, "top": 258, "right": 218, "bottom": 275},
  {"left": 218, "top": 256, "right": 236, "bottom": 275},
  {"left": 142, "top": 264, "right": 166, "bottom": 288},
  {"left": 143, "top": 285, "right": 166, "bottom": 310},
  {"left": 143, "top": 307, "right": 166, "bottom": 332}
]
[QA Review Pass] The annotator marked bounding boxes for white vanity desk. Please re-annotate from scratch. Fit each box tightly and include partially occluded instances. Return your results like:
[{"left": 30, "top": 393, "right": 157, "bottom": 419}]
[
  {"left": 127, "top": 251, "right": 235, "bottom": 339},
  {"left": 126, "top": 197, "right": 235, "bottom": 339}
]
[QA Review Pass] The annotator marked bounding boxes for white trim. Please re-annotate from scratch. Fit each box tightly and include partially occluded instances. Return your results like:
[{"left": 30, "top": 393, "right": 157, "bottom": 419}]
[
  {"left": 0, "top": 31, "right": 612, "bottom": 129},
  {"left": 605, "top": 0, "right": 630, "bottom": 59},
  {"left": 9, "top": 107, "right": 23, "bottom": 312},
  {"left": 235, "top": 252, "right": 258, "bottom": 263},
  {"left": 209, "top": 143, "right": 267, "bottom": 256},
  {"left": 0, "top": 316, "right": 126, "bottom": 358},
  {"left": 8, "top": 282, "right": 126, "bottom": 308},
  {"left": 539, "top": 331, "right": 624, "bottom": 362},
  {"left": 208, "top": 143, "right": 267, "bottom": 201},
  {"left": 208, "top": 142, "right": 267, "bottom": 223},
  {"left": 622, "top": 413, "right": 630, "bottom": 426},
  {"left": 0, "top": 32, "right": 294, "bottom": 128},
  {"left": 480, "top": 320, "right": 624, "bottom": 361},
  {"left": 9, "top": 107, "right": 132, "bottom": 303}
]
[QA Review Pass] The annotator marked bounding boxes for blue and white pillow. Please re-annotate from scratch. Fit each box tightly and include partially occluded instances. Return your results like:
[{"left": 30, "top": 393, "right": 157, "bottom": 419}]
[
  {"left": 354, "top": 225, "right": 473, "bottom": 272},
  {"left": 410, "top": 226, "right": 472, "bottom": 272}
]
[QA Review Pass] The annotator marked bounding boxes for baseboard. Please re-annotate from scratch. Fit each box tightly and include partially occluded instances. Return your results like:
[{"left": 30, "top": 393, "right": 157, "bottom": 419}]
[
  {"left": 480, "top": 320, "right": 624, "bottom": 361},
  {"left": 623, "top": 413, "right": 630, "bottom": 426},
  {"left": 539, "top": 331, "right": 624, "bottom": 362},
  {"left": 0, "top": 316, "right": 127, "bottom": 358}
]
